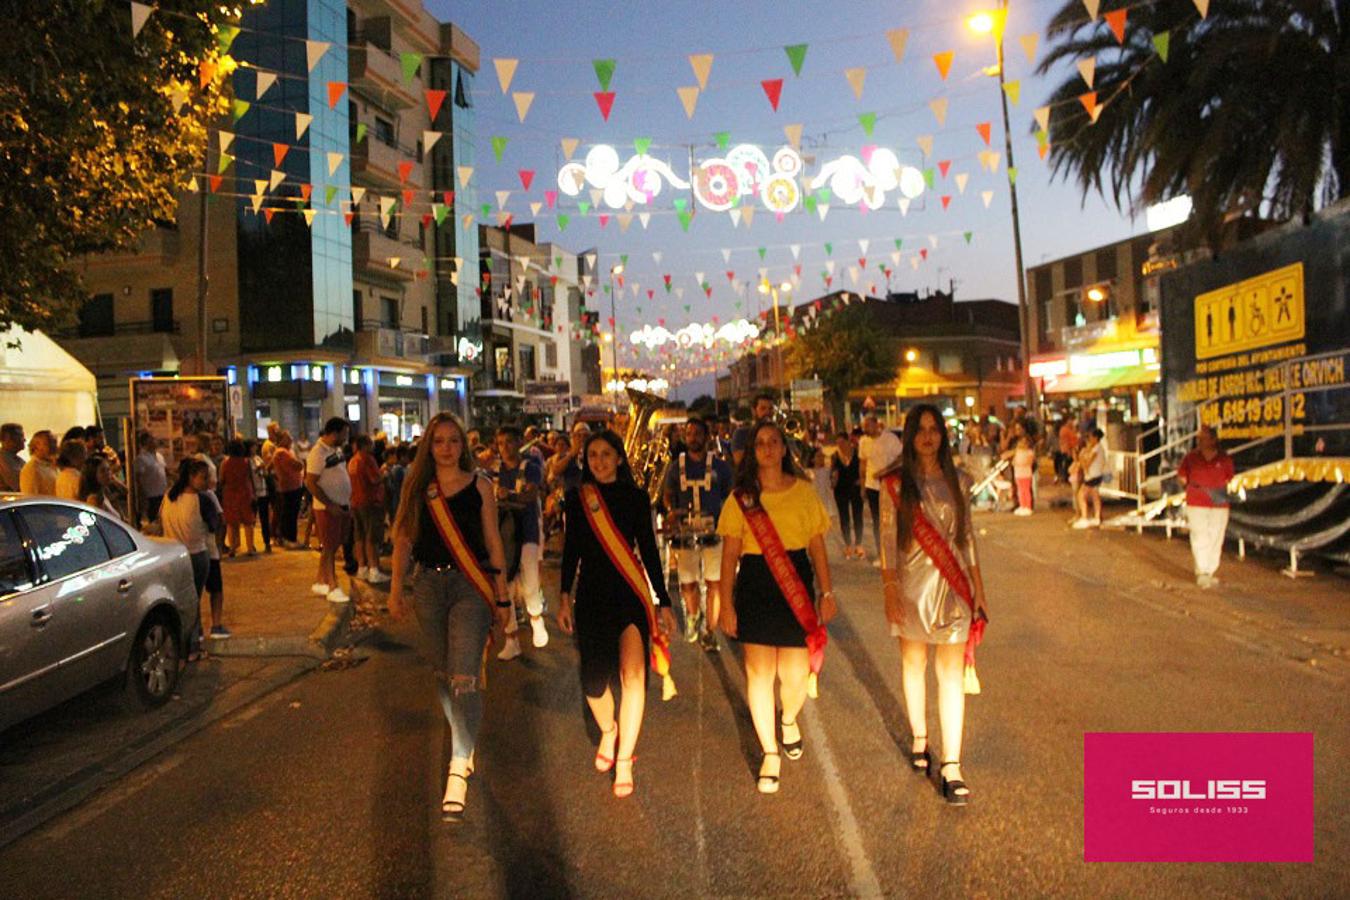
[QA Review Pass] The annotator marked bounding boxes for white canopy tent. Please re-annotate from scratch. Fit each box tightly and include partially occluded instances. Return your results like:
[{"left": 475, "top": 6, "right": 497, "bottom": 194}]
[{"left": 0, "top": 326, "right": 99, "bottom": 438}]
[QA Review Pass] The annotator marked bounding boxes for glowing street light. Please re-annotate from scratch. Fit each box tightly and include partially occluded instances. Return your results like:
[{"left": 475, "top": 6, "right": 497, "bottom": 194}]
[
  {"left": 905, "top": 348, "right": 919, "bottom": 363},
  {"left": 1086, "top": 285, "right": 1108, "bottom": 302}
]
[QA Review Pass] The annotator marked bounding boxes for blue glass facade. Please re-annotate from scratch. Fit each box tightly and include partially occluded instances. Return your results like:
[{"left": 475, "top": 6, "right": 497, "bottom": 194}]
[
  {"left": 429, "top": 55, "right": 480, "bottom": 361},
  {"left": 233, "top": 0, "right": 353, "bottom": 352}
]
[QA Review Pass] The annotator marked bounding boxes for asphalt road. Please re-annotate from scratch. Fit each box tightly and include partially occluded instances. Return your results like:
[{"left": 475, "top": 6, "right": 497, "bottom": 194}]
[{"left": 0, "top": 515, "right": 1345, "bottom": 898}]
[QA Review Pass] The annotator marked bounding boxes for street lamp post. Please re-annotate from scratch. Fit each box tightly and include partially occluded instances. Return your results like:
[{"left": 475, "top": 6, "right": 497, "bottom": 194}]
[
  {"left": 609, "top": 263, "right": 623, "bottom": 408},
  {"left": 969, "top": 3, "right": 1037, "bottom": 413},
  {"left": 758, "top": 280, "right": 792, "bottom": 407}
]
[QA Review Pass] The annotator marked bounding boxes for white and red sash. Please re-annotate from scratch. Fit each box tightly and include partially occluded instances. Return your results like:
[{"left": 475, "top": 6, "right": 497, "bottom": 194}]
[
  {"left": 732, "top": 488, "right": 828, "bottom": 684},
  {"left": 884, "top": 474, "right": 986, "bottom": 694},
  {"left": 580, "top": 484, "right": 676, "bottom": 700}
]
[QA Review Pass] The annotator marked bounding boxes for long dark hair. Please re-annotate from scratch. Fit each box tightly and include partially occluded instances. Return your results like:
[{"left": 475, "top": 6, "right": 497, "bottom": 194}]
[
  {"left": 734, "top": 420, "right": 807, "bottom": 505},
  {"left": 168, "top": 459, "right": 209, "bottom": 502},
  {"left": 78, "top": 457, "right": 108, "bottom": 502},
  {"left": 580, "top": 429, "right": 637, "bottom": 488},
  {"left": 886, "top": 404, "right": 968, "bottom": 553},
  {"left": 394, "top": 412, "right": 474, "bottom": 541}
]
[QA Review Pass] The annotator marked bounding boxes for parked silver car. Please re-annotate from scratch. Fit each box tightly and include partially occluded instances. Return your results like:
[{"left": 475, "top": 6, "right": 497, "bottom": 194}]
[{"left": 0, "top": 495, "right": 197, "bottom": 735}]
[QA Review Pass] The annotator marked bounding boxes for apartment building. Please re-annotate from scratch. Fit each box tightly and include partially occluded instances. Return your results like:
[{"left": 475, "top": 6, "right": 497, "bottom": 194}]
[{"left": 59, "top": 0, "right": 480, "bottom": 444}]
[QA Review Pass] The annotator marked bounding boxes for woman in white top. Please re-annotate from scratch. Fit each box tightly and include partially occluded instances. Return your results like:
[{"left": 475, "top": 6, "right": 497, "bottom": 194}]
[
  {"left": 80, "top": 457, "right": 125, "bottom": 521},
  {"left": 54, "top": 440, "right": 87, "bottom": 500},
  {"left": 1073, "top": 427, "right": 1107, "bottom": 529},
  {"left": 161, "top": 459, "right": 219, "bottom": 657}
]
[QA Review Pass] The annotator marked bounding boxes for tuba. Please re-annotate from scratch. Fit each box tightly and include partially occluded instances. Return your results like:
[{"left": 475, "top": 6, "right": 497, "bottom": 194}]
[{"left": 623, "top": 387, "right": 680, "bottom": 503}]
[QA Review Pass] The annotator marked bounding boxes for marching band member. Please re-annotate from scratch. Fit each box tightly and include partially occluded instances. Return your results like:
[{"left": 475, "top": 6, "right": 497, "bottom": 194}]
[
  {"left": 878, "top": 403, "right": 989, "bottom": 806},
  {"left": 718, "top": 421, "right": 836, "bottom": 794},
  {"left": 388, "top": 413, "right": 512, "bottom": 823},
  {"left": 661, "top": 416, "right": 733, "bottom": 652},
  {"left": 556, "top": 430, "right": 677, "bottom": 799}
]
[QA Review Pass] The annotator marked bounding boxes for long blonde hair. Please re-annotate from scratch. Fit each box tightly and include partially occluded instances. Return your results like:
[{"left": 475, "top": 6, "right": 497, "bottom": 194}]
[{"left": 393, "top": 413, "right": 475, "bottom": 541}]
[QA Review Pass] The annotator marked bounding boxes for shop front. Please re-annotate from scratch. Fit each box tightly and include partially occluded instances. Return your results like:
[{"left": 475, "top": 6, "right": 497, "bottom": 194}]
[
  {"left": 248, "top": 361, "right": 338, "bottom": 444},
  {"left": 376, "top": 370, "right": 432, "bottom": 441},
  {"left": 1032, "top": 315, "right": 1162, "bottom": 443}
]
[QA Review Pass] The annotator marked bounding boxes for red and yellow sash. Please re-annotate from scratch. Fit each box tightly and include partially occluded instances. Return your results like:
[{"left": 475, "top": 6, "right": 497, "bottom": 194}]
[
  {"left": 426, "top": 482, "right": 496, "bottom": 611},
  {"left": 579, "top": 484, "right": 676, "bottom": 700},
  {"left": 883, "top": 474, "right": 987, "bottom": 694},
  {"left": 732, "top": 488, "right": 827, "bottom": 696}
]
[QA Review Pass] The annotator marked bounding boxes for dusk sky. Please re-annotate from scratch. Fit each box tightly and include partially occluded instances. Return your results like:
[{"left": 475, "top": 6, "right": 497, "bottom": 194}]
[{"left": 429, "top": 0, "right": 1153, "bottom": 400}]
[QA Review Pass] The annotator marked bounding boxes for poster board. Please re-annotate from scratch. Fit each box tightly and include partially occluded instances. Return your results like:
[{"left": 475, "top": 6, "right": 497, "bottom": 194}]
[{"left": 128, "top": 377, "right": 231, "bottom": 475}]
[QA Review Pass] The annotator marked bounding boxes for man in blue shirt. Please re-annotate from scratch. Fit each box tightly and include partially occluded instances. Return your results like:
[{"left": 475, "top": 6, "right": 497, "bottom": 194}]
[
  {"left": 493, "top": 425, "right": 548, "bottom": 658},
  {"left": 662, "top": 417, "right": 733, "bottom": 651}
]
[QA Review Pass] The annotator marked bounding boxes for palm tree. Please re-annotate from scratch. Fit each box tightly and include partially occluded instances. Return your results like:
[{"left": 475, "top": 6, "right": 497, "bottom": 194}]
[{"left": 1038, "top": 0, "right": 1349, "bottom": 243}]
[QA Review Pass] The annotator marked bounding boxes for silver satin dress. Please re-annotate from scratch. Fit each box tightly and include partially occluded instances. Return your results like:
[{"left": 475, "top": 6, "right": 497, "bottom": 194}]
[{"left": 879, "top": 471, "right": 980, "bottom": 645}]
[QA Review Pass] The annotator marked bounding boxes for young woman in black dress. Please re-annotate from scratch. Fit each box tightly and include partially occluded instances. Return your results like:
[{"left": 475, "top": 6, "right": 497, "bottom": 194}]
[
  {"left": 830, "top": 431, "right": 864, "bottom": 559},
  {"left": 556, "top": 430, "right": 676, "bottom": 798},
  {"left": 388, "top": 413, "right": 512, "bottom": 822}
]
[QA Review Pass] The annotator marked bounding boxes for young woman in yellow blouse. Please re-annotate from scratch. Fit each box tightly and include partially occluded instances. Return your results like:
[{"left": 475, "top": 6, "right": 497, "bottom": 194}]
[{"left": 718, "top": 421, "right": 836, "bottom": 793}]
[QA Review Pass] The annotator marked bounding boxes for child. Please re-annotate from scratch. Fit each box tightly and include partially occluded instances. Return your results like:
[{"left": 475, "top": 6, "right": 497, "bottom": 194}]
[{"left": 1002, "top": 436, "right": 1037, "bottom": 516}]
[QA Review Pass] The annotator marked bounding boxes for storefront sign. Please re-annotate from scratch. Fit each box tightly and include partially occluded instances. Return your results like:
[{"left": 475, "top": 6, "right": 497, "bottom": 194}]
[
  {"left": 791, "top": 378, "right": 824, "bottom": 412},
  {"left": 523, "top": 380, "right": 571, "bottom": 413}
]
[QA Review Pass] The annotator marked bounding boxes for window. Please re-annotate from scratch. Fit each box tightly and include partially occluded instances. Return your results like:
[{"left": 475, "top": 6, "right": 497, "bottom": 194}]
[
  {"left": 20, "top": 505, "right": 112, "bottom": 581},
  {"left": 1095, "top": 247, "right": 1118, "bottom": 281},
  {"left": 544, "top": 341, "right": 558, "bottom": 369},
  {"left": 151, "top": 288, "right": 173, "bottom": 333},
  {"left": 0, "top": 512, "right": 35, "bottom": 596},
  {"left": 1062, "top": 257, "right": 1083, "bottom": 290},
  {"left": 382, "top": 296, "right": 399, "bottom": 329},
  {"left": 938, "top": 353, "right": 963, "bottom": 374},
  {"left": 1040, "top": 298, "right": 1055, "bottom": 345},
  {"left": 518, "top": 345, "right": 537, "bottom": 381},
  {"left": 78, "top": 293, "right": 115, "bottom": 337},
  {"left": 353, "top": 289, "right": 363, "bottom": 326},
  {"left": 96, "top": 517, "right": 136, "bottom": 558},
  {"left": 1033, "top": 268, "right": 1052, "bottom": 304},
  {"left": 420, "top": 306, "right": 428, "bottom": 334},
  {"left": 374, "top": 117, "right": 395, "bottom": 147}
]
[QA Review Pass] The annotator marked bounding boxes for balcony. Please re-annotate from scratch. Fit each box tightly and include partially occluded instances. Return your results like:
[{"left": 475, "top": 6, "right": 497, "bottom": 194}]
[
  {"left": 349, "top": 33, "right": 416, "bottom": 109},
  {"left": 350, "top": 134, "right": 423, "bottom": 190},
  {"left": 352, "top": 226, "right": 416, "bottom": 281},
  {"left": 354, "top": 324, "right": 430, "bottom": 362}
]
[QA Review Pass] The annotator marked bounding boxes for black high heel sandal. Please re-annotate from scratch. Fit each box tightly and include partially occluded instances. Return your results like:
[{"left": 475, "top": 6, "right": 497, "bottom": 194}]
[
  {"left": 909, "top": 735, "right": 931, "bottom": 773},
  {"left": 781, "top": 718, "right": 803, "bottom": 760},
  {"left": 940, "top": 761, "right": 970, "bottom": 805},
  {"left": 757, "top": 751, "right": 781, "bottom": 794}
]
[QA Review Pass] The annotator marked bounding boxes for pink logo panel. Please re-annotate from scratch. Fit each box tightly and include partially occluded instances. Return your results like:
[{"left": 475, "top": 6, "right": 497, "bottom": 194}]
[{"left": 1084, "top": 732, "right": 1313, "bottom": 862}]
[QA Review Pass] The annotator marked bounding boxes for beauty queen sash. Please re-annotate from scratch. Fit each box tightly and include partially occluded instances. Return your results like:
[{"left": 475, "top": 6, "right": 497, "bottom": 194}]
[
  {"left": 580, "top": 484, "right": 677, "bottom": 701},
  {"left": 426, "top": 481, "right": 497, "bottom": 683},
  {"left": 884, "top": 475, "right": 986, "bottom": 694},
  {"left": 732, "top": 488, "right": 827, "bottom": 698}
]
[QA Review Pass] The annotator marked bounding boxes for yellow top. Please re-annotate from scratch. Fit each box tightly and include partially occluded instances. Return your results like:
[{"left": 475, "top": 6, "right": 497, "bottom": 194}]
[{"left": 716, "top": 477, "right": 829, "bottom": 554}]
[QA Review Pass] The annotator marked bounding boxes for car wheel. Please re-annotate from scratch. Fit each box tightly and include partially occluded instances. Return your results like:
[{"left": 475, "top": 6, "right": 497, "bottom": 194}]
[{"left": 127, "top": 614, "right": 181, "bottom": 708}]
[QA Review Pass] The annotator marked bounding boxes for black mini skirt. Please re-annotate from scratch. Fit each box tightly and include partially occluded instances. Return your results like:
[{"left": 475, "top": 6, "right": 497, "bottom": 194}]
[{"left": 732, "top": 550, "right": 815, "bottom": 647}]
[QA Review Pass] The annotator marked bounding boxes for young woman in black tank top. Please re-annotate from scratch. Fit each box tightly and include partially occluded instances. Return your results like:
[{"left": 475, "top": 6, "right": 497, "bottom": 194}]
[{"left": 389, "top": 413, "right": 511, "bottom": 823}]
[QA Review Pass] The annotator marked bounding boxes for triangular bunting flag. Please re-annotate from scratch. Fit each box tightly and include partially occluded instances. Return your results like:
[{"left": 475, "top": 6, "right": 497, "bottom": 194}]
[
  {"left": 400, "top": 52, "right": 423, "bottom": 85},
  {"left": 327, "top": 82, "right": 346, "bottom": 109},
  {"left": 761, "top": 79, "right": 783, "bottom": 111},
  {"left": 303, "top": 209, "right": 316, "bottom": 227},
  {"left": 216, "top": 153, "right": 233, "bottom": 174},
  {"left": 677, "top": 86, "right": 699, "bottom": 119},
  {"left": 130, "top": 1, "right": 152, "bottom": 38},
  {"left": 324, "top": 185, "right": 337, "bottom": 206},
  {"left": 561, "top": 138, "right": 579, "bottom": 161},
  {"left": 296, "top": 112, "right": 313, "bottom": 140},
  {"left": 1104, "top": 9, "right": 1127, "bottom": 43},
  {"left": 1079, "top": 91, "right": 1098, "bottom": 117},
  {"left": 269, "top": 168, "right": 285, "bottom": 190},
  {"left": 494, "top": 58, "right": 518, "bottom": 93},
  {"left": 929, "top": 97, "right": 948, "bottom": 126},
  {"left": 529, "top": 201, "right": 542, "bottom": 217},
  {"left": 784, "top": 44, "right": 808, "bottom": 76},
  {"left": 422, "top": 130, "right": 442, "bottom": 153},
  {"left": 938, "top": 159, "right": 952, "bottom": 177},
  {"left": 495, "top": 190, "right": 511, "bottom": 210},
  {"left": 1034, "top": 105, "right": 1051, "bottom": 131},
  {"left": 1153, "top": 32, "right": 1171, "bottom": 62},
  {"left": 933, "top": 51, "right": 954, "bottom": 80},
  {"left": 689, "top": 53, "right": 714, "bottom": 90},
  {"left": 300, "top": 184, "right": 313, "bottom": 202},
  {"left": 593, "top": 58, "right": 616, "bottom": 91},
  {"left": 1083, "top": 0, "right": 1100, "bottom": 19},
  {"left": 230, "top": 99, "right": 249, "bottom": 121},
  {"left": 941, "top": 195, "right": 952, "bottom": 210},
  {"left": 457, "top": 166, "right": 474, "bottom": 187},
  {"left": 512, "top": 91, "right": 534, "bottom": 122},
  {"left": 218, "top": 131, "right": 235, "bottom": 153},
  {"left": 398, "top": 161, "right": 414, "bottom": 184},
  {"left": 982, "top": 190, "right": 994, "bottom": 208},
  {"left": 491, "top": 136, "right": 508, "bottom": 161},
  {"left": 1007, "top": 166, "right": 1018, "bottom": 185},
  {"left": 1019, "top": 33, "right": 1039, "bottom": 64},
  {"left": 976, "top": 122, "right": 992, "bottom": 146},
  {"left": 256, "top": 71, "right": 276, "bottom": 100},
  {"left": 1193, "top": 0, "right": 1210, "bottom": 18},
  {"left": 327, "top": 152, "right": 343, "bottom": 176},
  {"left": 1078, "top": 58, "right": 1096, "bottom": 89},
  {"left": 885, "top": 27, "right": 909, "bottom": 62},
  {"left": 426, "top": 89, "right": 447, "bottom": 120},
  {"left": 352, "top": 187, "right": 366, "bottom": 205},
  {"left": 272, "top": 143, "right": 289, "bottom": 167},
  {"left": 1003, "top": 80, "right": 1021, "bottom": 105},
  {"left": 715, "top": 131, "right": 730, "bottom": 150},
  {"left": 955, "top": 173, "right": 969, "bottom": 194},
  {"left": 729, "top": 208, "right": 742, "bottom": 227},
  {"left": 845, "top": 67, "right": 866, "bottom": 100},
  {"left": 916, "top": 134, "right": 934, "bottom": 157},
  {"left": 517, "top": 169, "right": 535, "bottom": 191},
  {"left": 858, "top": 112, "right": 876, "bottom": 136},
  {"left": 634, "top": 137, "right": 652, "bottom": 156},
  {"left": 208, "top": 175, "right": 222, "bottom": 193},
  {"left": 594, "top": 92, "right": 616, "bottom": 121},
  {"left": 306, "top": 40, "right": 330, "bottom": 72}
]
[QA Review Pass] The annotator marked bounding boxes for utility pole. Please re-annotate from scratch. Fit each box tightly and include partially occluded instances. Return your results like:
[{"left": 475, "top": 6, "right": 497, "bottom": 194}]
[{"left": 195, "top": 133, "right": 210, "bottom": 376}]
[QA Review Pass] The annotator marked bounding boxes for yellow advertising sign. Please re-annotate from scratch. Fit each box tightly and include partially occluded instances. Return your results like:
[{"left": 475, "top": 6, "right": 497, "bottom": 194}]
[{"left": 1194, "top": 262, "right": 1304, "bottom": 360}]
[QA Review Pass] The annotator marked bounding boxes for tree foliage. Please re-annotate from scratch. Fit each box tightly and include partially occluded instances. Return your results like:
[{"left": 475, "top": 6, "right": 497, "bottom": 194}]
[
  {"left": 784, "top": 304, "right": 897, "bottom": 406},
  {"left": 0, "top": 0, "right": 238, "bottom": 332},
  {"left": 1039, "top": 0, "right": 1350, "bottom": 243}
]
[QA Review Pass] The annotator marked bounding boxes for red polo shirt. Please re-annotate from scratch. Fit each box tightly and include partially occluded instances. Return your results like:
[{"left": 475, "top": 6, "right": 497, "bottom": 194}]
[{"left": 1177, "top": 448, "right": 1235, "bottom": 507}]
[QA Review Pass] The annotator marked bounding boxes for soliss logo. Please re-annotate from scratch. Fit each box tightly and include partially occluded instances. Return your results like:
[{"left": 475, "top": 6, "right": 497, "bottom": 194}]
[{"left": 1131, "top": 780, "right": 1267, "bottom": 800}]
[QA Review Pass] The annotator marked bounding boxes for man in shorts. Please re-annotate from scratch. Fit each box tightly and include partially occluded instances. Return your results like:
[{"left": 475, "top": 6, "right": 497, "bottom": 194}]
[
  {"left": 306, "top": 417, "right": 352, "bottom": 601},
  {"left": 662, "top": 417, "right": 733, "bottom": 652}
]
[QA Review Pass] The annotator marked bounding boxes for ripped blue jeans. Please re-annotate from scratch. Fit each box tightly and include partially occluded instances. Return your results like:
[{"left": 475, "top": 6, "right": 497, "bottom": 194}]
[{"left": 412, "top": 566, "right": 494, "bottom": 762}]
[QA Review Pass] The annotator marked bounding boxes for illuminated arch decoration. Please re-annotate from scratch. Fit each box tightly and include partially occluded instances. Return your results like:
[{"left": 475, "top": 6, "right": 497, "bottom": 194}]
[
  {"left": 692, "top": 144, "right": 802, "bottom": 213},
  {"left": 557, "top": 144, "right": 691, "bottom": 209},
  {"left": 810, "top": 147, "right": 925, "bottom": 209},
  {"left": 629, "top": 318, "right": 760, "bottom": 350}
]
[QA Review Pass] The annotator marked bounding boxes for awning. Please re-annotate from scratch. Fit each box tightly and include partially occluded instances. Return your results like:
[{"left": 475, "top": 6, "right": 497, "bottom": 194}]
[
  {"left": 1228, "top": 457, "right": 1349, "bottom": 494},
  {"left": 1042, "top": 366, "right": 1159, "bottom": 394}
]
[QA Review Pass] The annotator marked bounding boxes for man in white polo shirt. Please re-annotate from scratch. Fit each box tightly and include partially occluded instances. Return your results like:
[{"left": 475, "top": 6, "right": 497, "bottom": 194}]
[
  {"left": 306, "top": 417, "right": 352, "bottom": 602},
  {"left": 858, "top": 415, "right": 902, "bottom": 566}
]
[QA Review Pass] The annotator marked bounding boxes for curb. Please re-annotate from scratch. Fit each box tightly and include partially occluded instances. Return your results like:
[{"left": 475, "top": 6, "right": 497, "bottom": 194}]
[{"left": 207, "top": 596, "right": 352, "bottom": 660}]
